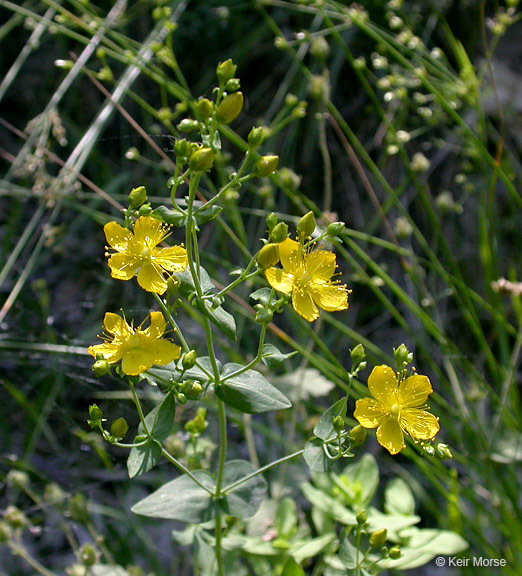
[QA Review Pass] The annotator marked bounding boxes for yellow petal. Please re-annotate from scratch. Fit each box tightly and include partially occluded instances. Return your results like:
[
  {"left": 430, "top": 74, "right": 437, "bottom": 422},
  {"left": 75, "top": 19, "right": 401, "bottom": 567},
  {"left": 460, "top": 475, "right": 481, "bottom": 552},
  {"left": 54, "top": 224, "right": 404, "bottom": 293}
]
[
  {"left": 154, "top": 245, "right": 188, "bottom": 272},
  {"left": 278, "top": 238, "right": 302, "bottom": 274},
  {"left": 310, "top": 280, "right": 349, "bottom": 312},
  {"left": 103, "top": 312, "right": 130, "bottom": 338},
  {"left": 398, "top": 374, "right": 433, "bottom": 408},
  {"left": 354, "top": 398, "right": 387, "bottom": 428},
  {"left": 121, "top": 348, "right": 152, "bottom": 375},
  {"left": 88, "top": 342, "right": 123, "bottom": 363},
  {"left": 376, "top": 417, "right": 405, "bottom": 455},
  {"left": 401, "top": 408, "right": 440, "bottom": 440},
  {"left": 265, "top": 268, "right": 294, "bottom": 295},
  {"left": 305, "top": 250, "right": 336, "bottom": 280},
  {"left": 292, "top": 288, "right": 319, "bottom": 322},
  {"left": 367, "top": 365, "right": 398, "bottom": 407},
  {"left": 144, "top": 311, "right": 167, "bottom": 340},
  {"left": 149, "top": 340, "right": 181, "bottom": 365},
  {"left": 104, "top": 222, "right": 132, "bottom": 250},
  {"left": 107, "top": 253, "right": 139, "bottom": 280},
  {"left": 133, "top": 216, "right": 168, "bottom": 247},
  {"left": 137, "top": 261, "right": 168, "bottom": 294}
]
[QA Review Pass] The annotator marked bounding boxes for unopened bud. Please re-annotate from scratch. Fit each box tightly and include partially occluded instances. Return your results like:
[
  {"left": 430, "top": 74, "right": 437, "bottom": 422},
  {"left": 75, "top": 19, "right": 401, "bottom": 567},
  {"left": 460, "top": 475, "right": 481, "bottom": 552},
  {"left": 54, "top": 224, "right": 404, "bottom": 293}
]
[
  {"left": 138, "top": 203, "right": 152, "bottom": 216},
  {"left": 189, "top": 147, "right": 215, "bottom": 172},
  {"left": 177, "top": 118, "right": 199, "bottom": 133},
  {"left": 181, "top": 380, "right": 204, "bottom": 400},
  {"left": 216, "top": 59, "right": 237, "bottom": 83},
  {"left": 332, "top": 416, "right": 345, "bottom": 432},
  {"left": 68, "top": 494, "right": 89, "bottom": 523},
  {"left": 92, "top": 358, "right": 110, "bottom": 377},
  {"left": 310, "top": 36, "right": 330, "bottom": 60},
  {"left": 182, "top": 350, "right": 197, "bottom": 370},
  {"left": 173, "top": 138, "right": 192, "bottom": 159},
  {"left": 253, "top": 155, "right": 279, "bottom": 178},
  {"left": 44, "top": 483, "right": 66, "bottom": 506},
  {"left": 7, "top": 470, "right": 30, "bottom": 490},
  {"left": 257, "top": 243, "right": 280, "bottom": 269},
  {"left": 110, "top": 417, "right": 129, "bottom": 439},
  {"left": 369, "top": 528, "right": 387, "bottom": 549},
  {"left": 389, "top": 546, "right": 402, "bottom": 559},
  {"left": 348, "top": 425, "right": 367, "bottom": 447},
  {"left": 195, "top": 98, "right": 214, "bottom": 120},
  {"left": 356, "top": 509, "right": 368, "bottom": 525},
  {"left": 87, "top": 404, "right": 103, "bottom": 428},
  {"left": 248, "top": 126, "right": 267, "bottom": 148},
  {"left": 255, "top": 307, "right": 273, "bottom": 324},
  {"left": 266, "top": 212, "right": 278, "bottom": 232},
  {"left": 423, "top": 445, "right": 436, "bottom": 457},
  {"left": 225, "top": 78, "right": 241, "bottom": 92},
  {"left": 4, "top": 506, "right": 28, "bottom": 530},
  {"left": 128, "top": 185, "right": 147, "bottom": 209},
  {"left": 270, "top": 222, "right": 288, "bottom": 243},
  {"left": 297, "top": 211, "right": 316, "bottom": 238},
  {"left": 327, "top": 221, "right": 345, "bottom": 236},
  {"left": 436, "top": 443, "right": 453, "bottom": 460},
  {"left": 217, "top": 92, "right": 244, "bottom": 123},
  {"left": 79, "top": 544, "right": 97, "bottom": 567}
]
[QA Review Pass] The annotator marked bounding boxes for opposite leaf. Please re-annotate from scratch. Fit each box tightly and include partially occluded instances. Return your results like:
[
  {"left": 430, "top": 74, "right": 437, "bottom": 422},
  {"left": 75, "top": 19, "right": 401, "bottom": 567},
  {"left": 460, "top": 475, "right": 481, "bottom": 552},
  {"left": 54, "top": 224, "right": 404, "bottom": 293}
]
[{"left": 127, "top": 438, "right": 162, "bottom": 479}]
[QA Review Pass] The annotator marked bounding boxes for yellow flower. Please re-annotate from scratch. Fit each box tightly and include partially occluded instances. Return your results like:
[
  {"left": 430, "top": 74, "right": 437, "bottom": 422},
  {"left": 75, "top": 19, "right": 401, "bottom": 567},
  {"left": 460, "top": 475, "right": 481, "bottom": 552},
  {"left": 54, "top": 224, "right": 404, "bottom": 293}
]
[
  {"left": 104, "top": 216, "right": 188, "bottom": 294},
  {"left": 88, "top": 311, "right": 181, "bottom": 376},
  {"left": 264, "top": 238, "right": 349, "bottom": 322},
  {"left": 354, "top": 365, "right": 440, "bottom": 455}
]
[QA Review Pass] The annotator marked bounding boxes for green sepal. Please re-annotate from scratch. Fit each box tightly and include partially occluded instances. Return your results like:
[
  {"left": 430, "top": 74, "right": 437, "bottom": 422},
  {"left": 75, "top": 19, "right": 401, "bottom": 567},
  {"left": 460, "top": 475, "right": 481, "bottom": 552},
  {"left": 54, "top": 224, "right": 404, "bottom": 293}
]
[
  {"left": 261, "top": 343, "right": 298, "bottom": 367},
  {"left": 127, "top": 437, "right": 162, "bottom": 479},
  {"left": 151, "top": 205, "right": 187, "bottom": 227},
  {"left": 216, "top": 363, "right": 292, "bottom": 413}
]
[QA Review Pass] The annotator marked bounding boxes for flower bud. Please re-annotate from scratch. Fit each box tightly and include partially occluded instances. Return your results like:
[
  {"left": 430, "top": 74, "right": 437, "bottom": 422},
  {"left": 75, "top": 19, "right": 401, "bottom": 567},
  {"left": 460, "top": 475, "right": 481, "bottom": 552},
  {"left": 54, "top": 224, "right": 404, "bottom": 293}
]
[
  {"left": 257, "top": 243, "right": 280, "bottom": 269},
  {"left": 92, "top": 358, "right": 110, "bottom": 377},
  {"left": 279, "top": 167, "right": 301, "bottom": 191},
  {"left": 79, "top": 544, "right": 97, "bottom": 567},
  {"left": 255, "top": 307, "right": 273, "bottom": 324},
  {"left": 389, "top": 546, "right": 402, "bottom": 559},
  {"left": 189, "top": 147, "right": 215, "bottom": 172},
  {"left": 4, "top": 506, "right": 28, "bottom": 530},
  {"left": 217, "top": 92, "right": 244, "bottom": 124},
  {"left": 310, "top": 36, "right": 330, "bottom": 60},
  {"left": 248, "top": 126, "right": 267, "bottom": 148},
  {"left": 68, "top": 494, "right": 89, "bottom": 523},
  {"left": 110, "top": 417, "right": 129, "bottom": 439},
  {"left": 185, "top": 407, "right": 208, "bottom": 434},
  {"left": 327, "top": 221, "right": 345, "bottom": 236},
  {"left": 225, "top": 78, "right": 241, "bottom": 92},
  {"left": 182, "top": 350, "right": 197, "bottom": 370},
  {"left": 350, "top": 344, "right": 366, "bottom": 367},
  {"left": 87, "top": 404, "right": 103, "bottom": 428},
  {"left": 253, "top": 155, "right": 279, "bottom": 178},
  {"left": 216, "top": 59, "right": 237, "bottom": 83},
  {"left": 423, "top": 445, "right": 436, "bottom": 457},
  {"left": 195, "top": 98, "right": 214, "bottom": 120},
  {"left": 173, "top": 138, "right": 192, "bottom": 159},
  {"left": 266, "top": 212, "right": 278, "bottom": 232},
  {"left": 297, "top": 211, "right": 316, "bottom": 238},
  {"left": 393, "top": 343, "right": 413, "bottom": 369},
  {"left": 270, "top": 222, "right": 288, "bottom": 243},
  {"left": 436, "top": 443, "right": 453, "bottom": 460},
  {"left": 348, "top": 425, "right": 367, "bottom": 447},
  {"left": 138, "top": 203, "right": 152, "bottom": 216},
  {"left": 332, "top": 415, "right": 345, "bottom": 432},
  {"left": 177, "top": 118, "right": 199, "bottom": 133},
  {"left": 128, "top": 185, "right": 147, "bottom": 209},
  {"left": 44, "top": 483, "right": 66, "bottom": 506},
  {"left": 176, "top": 392, "right": 187, "bottom": 405},
  {"left": 7, "top": 470, "right": 30, "bottom": 490},
  {"left": 181, "top": 380, "right": 204, "bottom": 400},
  {"left": 356, "top": 509, "right": 368, "bottom": 525},
  {"left": 369, "top": 528, "right": 387, "bottom": 549}
]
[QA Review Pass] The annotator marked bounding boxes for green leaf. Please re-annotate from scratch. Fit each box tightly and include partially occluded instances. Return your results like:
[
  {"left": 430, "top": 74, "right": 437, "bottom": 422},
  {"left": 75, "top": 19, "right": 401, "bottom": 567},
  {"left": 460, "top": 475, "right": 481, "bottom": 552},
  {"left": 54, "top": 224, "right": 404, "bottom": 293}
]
[
  {"left": 194, "top": 204, "right": 223, "bottom": 226},
  {"left": 384, "top": 478, "right": 415, "bottom": 516},
  {"left": 337, "top": 454, "right": 379, "bottom": 508},
  {"left": 176, "top": 264, "right": 215, "bottom": 295},
  {"left": 290, "top": 533, "right": 336, "bottom": 564},
  {"left": 250, "top": 287, "right": 273, "bottom": 306},
  {"left": 282, "top": 557, "right": 304, "bottom": 576},
  {"left": 146, "top": 357, "right": 218, "bottom": 386},
  {"left": 303, "top": 438, "right": 331, "bottom": 473},
  {"left": 216, "top": 364, "right": 292, "bottom": 413},
  {"left": 196, "top": 299, "right": 237, "bottom": 340},
  {"left": 152, "top": 205, "right": 187, "bottom": 227},
  {"left": 367, "top": 508, "right": 420, "bottom": 532},
  {"left": 338, "top": 531, "right": 359, "bottom": 569},
  {"left": 131, "top": 471, "right": 215, "bottom": 523},
  {"left": 276, "top": 498, "right": 298, "bottom": 539},
  {"left": 127, "top": 438, "right": 162, "bottom": 478},
  {"left": 314, "top": 397, "right": 347, "bottom": 441},
  {"left": 300, "top": 483, "right": 356, "bottom": 525},
  {"left": 138, "top": 392, "right": 175, "bottom": 442},
  {"left": 222, "top": 460, "right": 267, "bottom": 519},
  {"left": 261, "top": 343, "right": 297, "bottom": 368}
]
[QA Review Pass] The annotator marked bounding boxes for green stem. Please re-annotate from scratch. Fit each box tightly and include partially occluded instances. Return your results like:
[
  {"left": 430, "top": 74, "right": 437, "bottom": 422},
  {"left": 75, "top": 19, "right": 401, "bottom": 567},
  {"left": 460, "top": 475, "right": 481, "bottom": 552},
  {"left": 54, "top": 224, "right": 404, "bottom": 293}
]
[
  {"left": 8, "top": 541, "right": 58, "bottom": 576},
  {"left": 220, "top": 323, "right": 268, "bottom": 382}
]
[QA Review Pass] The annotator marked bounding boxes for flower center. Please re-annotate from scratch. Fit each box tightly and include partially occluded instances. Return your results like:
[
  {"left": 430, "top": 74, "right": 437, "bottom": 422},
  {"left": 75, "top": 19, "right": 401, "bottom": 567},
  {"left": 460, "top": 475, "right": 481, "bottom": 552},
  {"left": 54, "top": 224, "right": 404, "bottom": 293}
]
[
  {"left": 390, "top": 403, "right": 401, "bottom": 418},
  {"left": 141, "top": 246, "right": 152, "bottom": 259}
]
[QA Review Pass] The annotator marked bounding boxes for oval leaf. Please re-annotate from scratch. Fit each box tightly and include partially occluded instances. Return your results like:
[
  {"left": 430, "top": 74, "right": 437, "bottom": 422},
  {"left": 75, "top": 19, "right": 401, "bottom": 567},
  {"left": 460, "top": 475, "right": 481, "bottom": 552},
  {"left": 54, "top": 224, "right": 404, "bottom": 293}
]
[
  {"left": 131, "top": 471, "right": 215, "bottom": 523},
  {"left": 217, "top": 364, "right": 292, "bottom": 414},
  {"left": 303, "top": 438, "right": 332, "bottom": 473},
  {"left": 137, "top": 392, "right": 175, "bottom": 442},
  {"left": 127, "top": 438, "right": 162, "bottom": 479},
  {"left": 222, "top": 460, "right": 267, "bottom": 519},
  {"left": 314, "top": 397, "right": 347, "bottom": 441},
  {"left": 261, "top": 344, "right": 298, "bottom": 368}
]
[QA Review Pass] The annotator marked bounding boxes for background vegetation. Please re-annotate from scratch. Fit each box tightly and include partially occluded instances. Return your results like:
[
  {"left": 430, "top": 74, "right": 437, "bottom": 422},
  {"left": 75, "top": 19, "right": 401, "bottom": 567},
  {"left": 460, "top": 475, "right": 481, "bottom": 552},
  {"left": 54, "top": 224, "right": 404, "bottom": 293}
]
[{"left": 0, "top": 0, "right": 520, "bottom": 574}]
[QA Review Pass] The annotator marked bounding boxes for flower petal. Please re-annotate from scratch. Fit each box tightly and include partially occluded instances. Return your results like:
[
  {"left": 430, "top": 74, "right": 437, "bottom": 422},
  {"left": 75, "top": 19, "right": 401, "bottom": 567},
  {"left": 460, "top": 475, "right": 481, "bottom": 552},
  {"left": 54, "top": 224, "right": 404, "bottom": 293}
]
[
  {"left": 144, "top": 311, "right": 167, "bottom": 340},
  {"left": 398, "top": 374, "right": 433, "bottom": 408},
  {"left": 305, "top": 250, "right": 336, "bottom": 280},
  {"left": 354, "top": 398, "right": 387, "bottom": 428},
  {"left": 376, "top": 417, "right": 405, "bottom": 455},
  {"left": 107, "top": 253, "right": 140, "bottom": 280},
  {"left": 104, "top": 222, "right": 132, "bottom": 250},
  {"left": 137, "top": 261, "right": 168, "bottom": 294},
  {"left": 154, "top": 245, "right": 188, "bottom": 272},
  {"left": 401, "top": 408, "right": 440, "bottom": 440},
  {"left": 278, "top": 238, "right": 302, "bottom": 274},
  {"left": 265, "top": 268, "right": 294, "bottom": 295},
  {"left": 88, "top": 342, "right": 123, "bottom": 363},
  {"left": 310, "top": 280, "right": 349, "bottom": 312},
  {"left": 121, "top": 348, "right": 152, "bottom": 375},
  {"left": 292, "top": 288, "right": 319, "bottom": 322},
  {"left": 133, "top": 216, "right": 168, "bottom": 247},
  {"left": 103, "top": 312, "right": 130, "bottom": 338},
  {"left": 149, "top": 340, "right": 181, "bottom": 365},
  {"left": 368, "top": 365, "right": 398, "bottom": 407}
]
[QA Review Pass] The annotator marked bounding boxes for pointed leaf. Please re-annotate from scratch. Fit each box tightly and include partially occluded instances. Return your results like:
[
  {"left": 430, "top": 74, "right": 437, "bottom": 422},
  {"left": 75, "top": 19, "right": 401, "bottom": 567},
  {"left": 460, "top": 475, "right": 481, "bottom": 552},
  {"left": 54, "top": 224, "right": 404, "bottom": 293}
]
[
  {"left": 196, "top": 299, "right": 237, "bottom": 340},
  {"left": 303, "top": 438, "right": 331, "bottom": 472},
  {"left": 250, "top": 287, "right": 273, "bottom": 306},
  {"left": 152, "top": 205, "right": 187, "bottom": 227},
  {"left": 221, "top": 460, "right": 267, "bottom": 519},
  {"left": 300, "top": 483, "right": 356, "bottom": 525},
  {"left": 138, "top": 392, "right": 175, "bottom": 442},
  {"left": 176, "top": 265, "right": 215, "bottom": 295},
  {"left": 194, "top": 204, "right": 223, "bottom": 226},
  {"left": 131, "top": 471, "right": 215, "bottom": 523},
  {"left": 314, "top": 398, "right": 347, "bottom": 441},
  {"left": 217, "top": 364, "right": 292, "bottom": 413},
  {"left": 282, "top": 557, "right": 304, "bottom": 576},
  {"left": 261, "top": 344, "right": 298, "bottom": 368},
  {"left": 127, "top": 438, "right": 162, "bottom": 478},
  {"left": 384, "top": 478, "right": 415, "bottom": 516}
]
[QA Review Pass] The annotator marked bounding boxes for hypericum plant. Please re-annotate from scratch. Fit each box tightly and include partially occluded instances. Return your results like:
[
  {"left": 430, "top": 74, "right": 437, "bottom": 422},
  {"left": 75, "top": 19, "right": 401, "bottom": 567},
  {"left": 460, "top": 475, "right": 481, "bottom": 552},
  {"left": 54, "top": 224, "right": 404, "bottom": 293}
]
[{"left": 86, "top": 60, "right": 454, "bottom": 575}]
